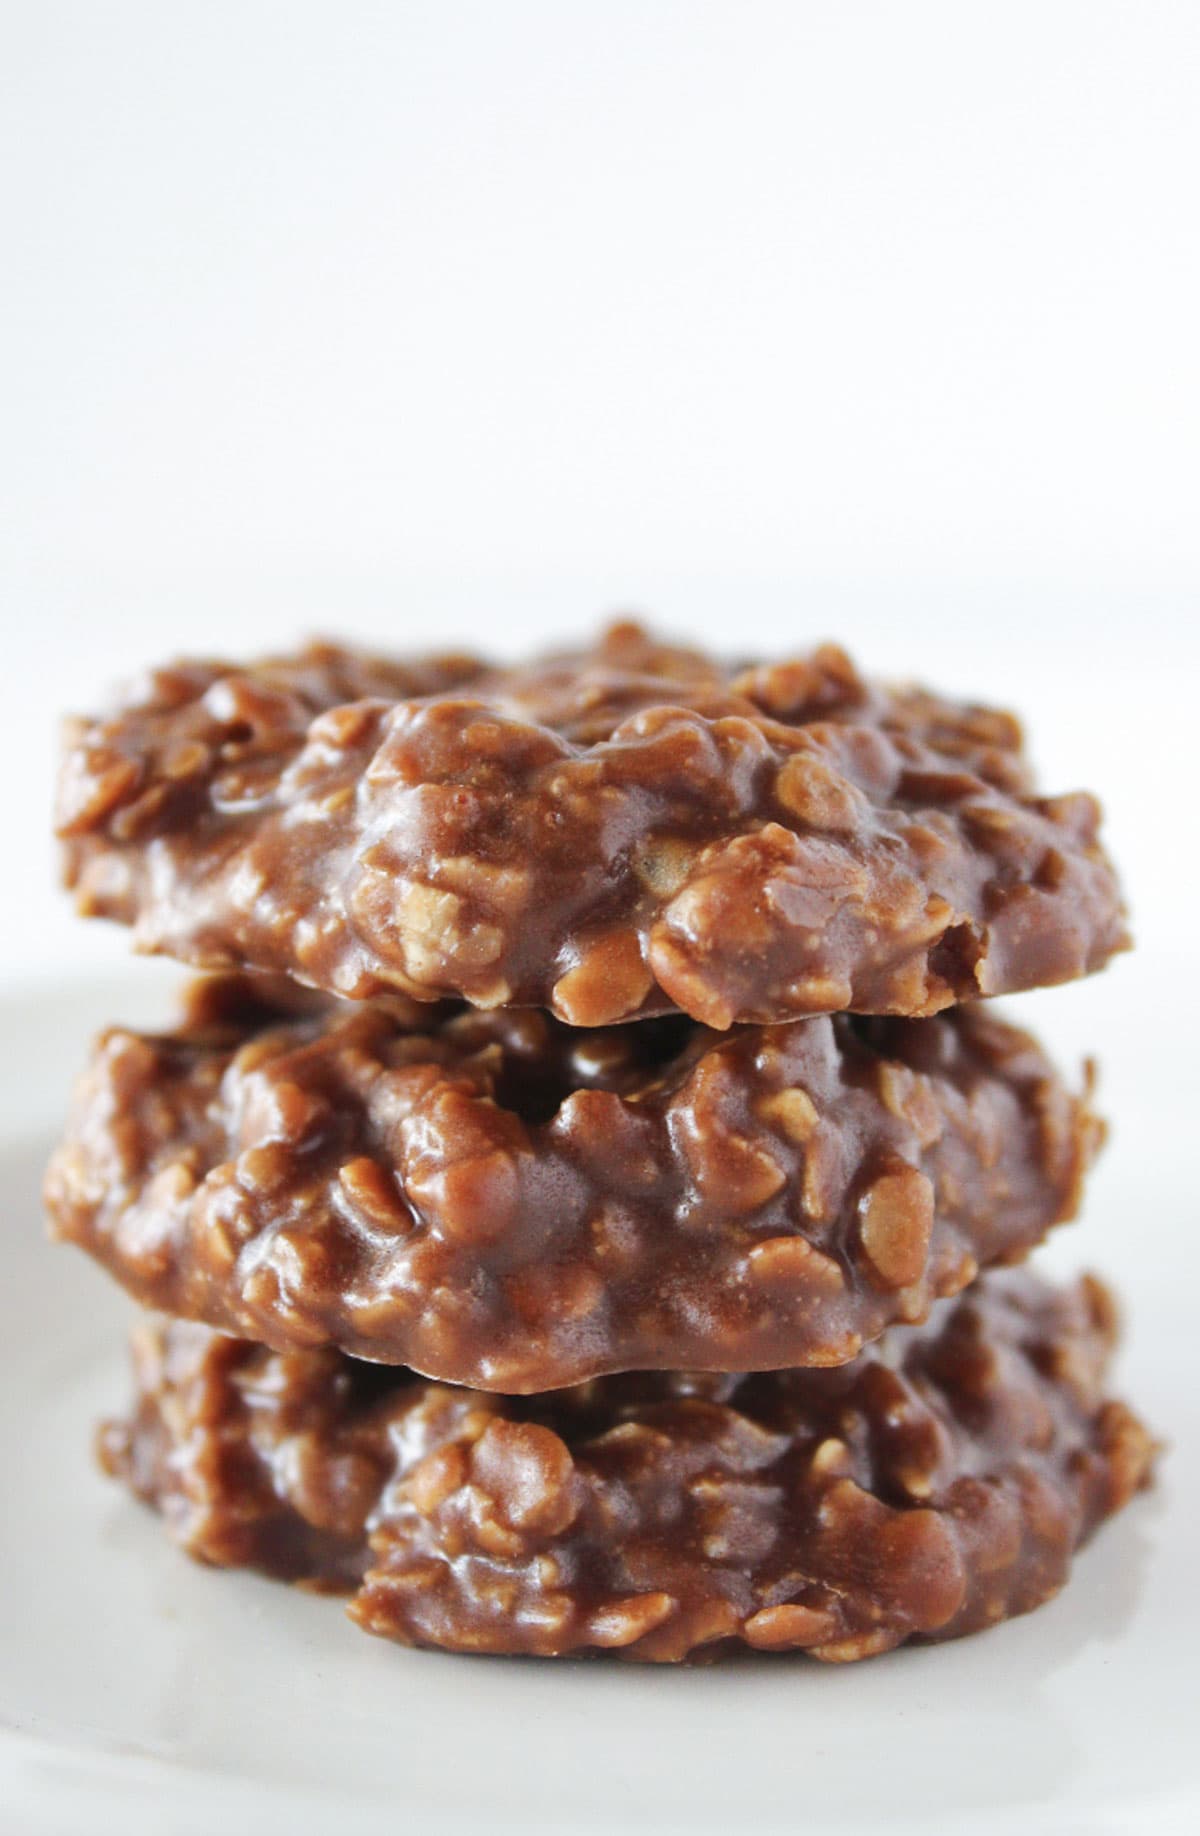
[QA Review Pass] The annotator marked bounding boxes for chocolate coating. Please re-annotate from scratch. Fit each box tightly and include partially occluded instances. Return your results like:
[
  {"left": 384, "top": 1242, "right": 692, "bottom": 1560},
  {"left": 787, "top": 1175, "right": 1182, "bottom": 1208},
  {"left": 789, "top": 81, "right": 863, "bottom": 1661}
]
[
  {"left": 99, "top": 1270, "right": 1155, "bottom": 1662},
  {"left": 47, "top": 975, "right": 1101, "bottom": 1390},
  {"left": 57, "top": 623, "right": 1128, "bottom": 1027}
]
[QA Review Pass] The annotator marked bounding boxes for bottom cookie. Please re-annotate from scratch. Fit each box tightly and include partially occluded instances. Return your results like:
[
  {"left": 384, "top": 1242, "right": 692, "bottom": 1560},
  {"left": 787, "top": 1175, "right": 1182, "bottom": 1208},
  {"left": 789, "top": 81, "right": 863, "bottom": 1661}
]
[{"left": 100, "top": 1270, "right": 1154, "bottom": 1663}]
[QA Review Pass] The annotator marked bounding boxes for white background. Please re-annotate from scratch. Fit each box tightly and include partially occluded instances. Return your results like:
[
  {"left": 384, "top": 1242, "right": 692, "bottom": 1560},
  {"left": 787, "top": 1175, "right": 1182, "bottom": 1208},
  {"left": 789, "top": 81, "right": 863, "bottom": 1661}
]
[
  {"left": 1, "top": 0, "right": 1197, "bottom": 995},
  {"left": 2, "top": 12, "right": 1199, "bottom": 1829}
]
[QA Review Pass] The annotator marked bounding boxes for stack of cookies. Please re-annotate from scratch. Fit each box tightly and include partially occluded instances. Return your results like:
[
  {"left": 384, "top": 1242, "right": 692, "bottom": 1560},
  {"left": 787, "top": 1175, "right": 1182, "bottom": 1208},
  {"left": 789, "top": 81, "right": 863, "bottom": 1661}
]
[{"left": 45, "top": 622, "right": 1155, "bottom": 1663}]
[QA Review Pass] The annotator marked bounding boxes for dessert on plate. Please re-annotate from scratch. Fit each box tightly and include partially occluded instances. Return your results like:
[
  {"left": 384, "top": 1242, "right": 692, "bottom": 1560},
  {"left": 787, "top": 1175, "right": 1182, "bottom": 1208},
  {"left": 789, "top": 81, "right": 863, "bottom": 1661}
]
[{"left": 46, "top": 621, "right": 1154, "bottom": 1661}]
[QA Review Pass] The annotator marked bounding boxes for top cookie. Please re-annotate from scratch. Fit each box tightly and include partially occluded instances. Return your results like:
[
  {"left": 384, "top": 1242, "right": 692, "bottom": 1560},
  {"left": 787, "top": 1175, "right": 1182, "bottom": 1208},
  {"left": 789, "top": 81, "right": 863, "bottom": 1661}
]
[{"left": 57, "top": 622, "right": 1128, "bottom": 1026}]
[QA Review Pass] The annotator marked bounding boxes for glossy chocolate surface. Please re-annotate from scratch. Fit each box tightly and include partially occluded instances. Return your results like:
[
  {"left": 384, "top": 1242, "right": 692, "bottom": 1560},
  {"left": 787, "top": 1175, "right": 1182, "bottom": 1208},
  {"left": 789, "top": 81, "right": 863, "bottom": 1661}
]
[
  {"left": 57, "top": 623, "right": 1128, "bottom": 1026},
  {"left": 47, "top": 975, "right": 1100, "bottom": 1388},
  {"left": 101, "top": 1271, "right": 1155, "bottom": 1662}
]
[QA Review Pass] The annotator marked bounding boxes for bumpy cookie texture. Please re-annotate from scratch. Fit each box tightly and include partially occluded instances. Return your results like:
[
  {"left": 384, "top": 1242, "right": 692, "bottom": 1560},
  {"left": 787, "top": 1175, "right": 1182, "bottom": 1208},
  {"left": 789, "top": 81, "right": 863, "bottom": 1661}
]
[
  {"left": 46, "top": 975, "right": 1101, "bottom": 1389},
  {"left": 99, "top": 1271, "right": 1155, "bottom": 1662},
  {"left": 57, "top": 622, "right": 1128, "bottom": 1026}
]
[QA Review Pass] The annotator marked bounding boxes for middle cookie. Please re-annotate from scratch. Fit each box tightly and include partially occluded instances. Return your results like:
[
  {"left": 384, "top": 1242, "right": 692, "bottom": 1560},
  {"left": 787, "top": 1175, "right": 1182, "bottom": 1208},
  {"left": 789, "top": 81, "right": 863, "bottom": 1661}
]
[{"left": 46, "top": 976, "right": 1100, "bottom": 1391}]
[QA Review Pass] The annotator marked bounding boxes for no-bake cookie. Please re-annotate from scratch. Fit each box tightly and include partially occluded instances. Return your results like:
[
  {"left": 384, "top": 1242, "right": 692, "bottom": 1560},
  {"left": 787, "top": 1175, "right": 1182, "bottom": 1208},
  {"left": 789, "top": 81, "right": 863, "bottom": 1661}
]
[
  {"left": 57, "top": 623, "right": 1128, "bottom": 1027},
  {"left": 46, "top": 974, "right": 1100, "bottom": 1389},
  {"left": 100, "top": 1269, "right": 1155, "bottom": 1662}
]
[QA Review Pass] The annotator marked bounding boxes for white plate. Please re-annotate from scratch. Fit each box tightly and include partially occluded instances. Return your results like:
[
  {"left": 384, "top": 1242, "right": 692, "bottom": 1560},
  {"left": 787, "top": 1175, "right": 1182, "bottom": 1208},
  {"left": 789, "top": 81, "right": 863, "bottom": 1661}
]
[{"left": 1, "top": 974, "right": 1196, "bottom": 1836}]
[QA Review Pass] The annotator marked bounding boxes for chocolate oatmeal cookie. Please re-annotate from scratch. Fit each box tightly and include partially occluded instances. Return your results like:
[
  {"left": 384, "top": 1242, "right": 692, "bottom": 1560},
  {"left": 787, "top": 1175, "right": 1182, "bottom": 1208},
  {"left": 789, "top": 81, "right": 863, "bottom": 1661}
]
[
  {"left": 57, "top": 623, "right": 1127, "bottom": 1027},
  {"left": 47, "top": 975, "right": 1100, "bottom": 1389},
  {"left": 100, "top": 1270, "right": 1155, "bottom": 1662}
]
